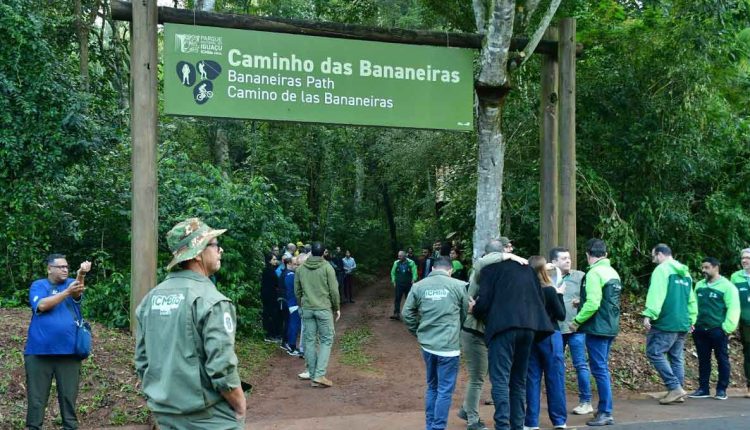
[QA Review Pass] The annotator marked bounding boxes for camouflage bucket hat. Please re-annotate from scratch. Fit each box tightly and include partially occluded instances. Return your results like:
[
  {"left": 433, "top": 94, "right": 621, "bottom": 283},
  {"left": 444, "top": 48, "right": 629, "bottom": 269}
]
[{"left": 166, "top": 218, "right": 227, "bottom": 270}]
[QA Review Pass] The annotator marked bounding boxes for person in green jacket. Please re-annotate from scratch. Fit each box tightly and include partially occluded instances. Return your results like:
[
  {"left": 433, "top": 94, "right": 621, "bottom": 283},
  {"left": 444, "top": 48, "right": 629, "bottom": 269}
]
[
  {"left": 449, "top": 248, "right": 468, "bottom": 281},
  {"left": 569, "top": 238, "right": 622, "bottom": 426},
  {"left": 402, "top": 257, "right": 468, "bottom": 430},
  {"left": 729, "top": 248, "right": 750, "bottom": 398},
  {"left": 390, "top": 250, "right": 418, "bottom": 320},
  {"left": 294, "top": 242, "right": 341, "bottom": 388},
  {"left": 641, "top": 244, "right": 697, "bottom": 405},
  {"left": 135, "top": 218, "right": 246, "bottom": 430},
  {"left": 688, "top": 257, "right": 740, "bottom": 400}
]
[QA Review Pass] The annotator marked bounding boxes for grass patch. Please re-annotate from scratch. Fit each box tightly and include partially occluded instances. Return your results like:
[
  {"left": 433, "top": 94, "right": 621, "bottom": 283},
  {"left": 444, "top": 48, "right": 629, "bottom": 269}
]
[
  {"left": 235, "top": 337, "right": 277, "bottom": 396},
  {"left": 338, "top": 326, "right": 374, "bottom": 368}
]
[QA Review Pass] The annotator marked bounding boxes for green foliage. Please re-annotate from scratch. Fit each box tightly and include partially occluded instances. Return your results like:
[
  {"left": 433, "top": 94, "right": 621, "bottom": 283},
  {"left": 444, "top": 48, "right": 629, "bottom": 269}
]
[
  {"left": 571, "top": 0, "right": 750, "bottom": 286},
  {"left": 0, "top": 0, "right": 301, "bottom": 334},
  {"left": 4, "top": 0, "right": 750, "bottom": 335}
]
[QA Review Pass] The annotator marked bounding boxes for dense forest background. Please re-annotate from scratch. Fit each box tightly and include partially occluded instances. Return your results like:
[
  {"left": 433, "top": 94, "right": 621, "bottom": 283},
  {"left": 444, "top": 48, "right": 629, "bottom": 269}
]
[{"left": 1, "top": 0, "right": 749, "bottom": 332}]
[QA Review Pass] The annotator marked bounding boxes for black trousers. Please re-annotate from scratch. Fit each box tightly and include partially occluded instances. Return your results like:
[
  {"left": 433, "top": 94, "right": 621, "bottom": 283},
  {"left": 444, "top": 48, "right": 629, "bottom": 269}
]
[
  {"left": 394, "top": 283, "right": 412, "bottom": 314},
  {"left": 262, "top": 297, "right": 282, "bottom": 338},
  {"left": 488, "top": 328, "right": 534, "bottom": 430},
  {"left": 25, "top": 354, "right": 82, "bottom": 430},
  {"left": 343, "top": 274, "right": 354, "bottom": 301},
  {"left": 693, "top": 327, "right": 730, "bottom": 391}
]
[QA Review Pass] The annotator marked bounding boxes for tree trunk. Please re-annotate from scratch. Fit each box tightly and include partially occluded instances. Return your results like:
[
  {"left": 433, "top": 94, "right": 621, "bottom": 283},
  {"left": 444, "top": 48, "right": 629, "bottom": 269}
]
[
  {"left": 381, "top": 183, "right": 398, "bottom": 257},
  {"left": 75, "top": 0, "right": 90, "bottom": 90},
  {"left": 107, "top": 18, "right": 128, "bottom": 114},
  {"left": 353, "top": 155, "right": 364, "bottom": 212},
  {"left": 212, "top": 120, "right": 230, "bottom": 173},
  {"left": 195, "top": 0, "right": 231, "bottom": 173},
  {"left": 471, "top": 0, "right": 515, "bottom": 261},
  {"left": 471, "top": 95, "right": 507, "bottom": 260},
  {"left": 75, "top": 1, "right": 102, "bottom": 91}
]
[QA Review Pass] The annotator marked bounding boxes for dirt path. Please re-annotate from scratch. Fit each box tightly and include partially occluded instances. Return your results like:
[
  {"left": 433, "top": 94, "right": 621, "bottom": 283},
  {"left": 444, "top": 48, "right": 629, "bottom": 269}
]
[{"left": 245, "top": 274, "right": 487, "bottom": 424}]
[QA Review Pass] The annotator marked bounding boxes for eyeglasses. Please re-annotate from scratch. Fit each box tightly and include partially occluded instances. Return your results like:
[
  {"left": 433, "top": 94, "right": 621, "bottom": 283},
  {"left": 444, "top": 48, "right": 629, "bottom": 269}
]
[{"left": 50, "top": 265, "right": 69, "bottom": 270}]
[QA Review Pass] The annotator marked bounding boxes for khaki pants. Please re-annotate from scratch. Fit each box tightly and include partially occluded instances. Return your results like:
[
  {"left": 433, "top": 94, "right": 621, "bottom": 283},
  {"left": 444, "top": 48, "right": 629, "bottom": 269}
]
[
  {"left": 154, "top": 400, "right": 244, "bottom": 430},
  {"left": 302, "top": 308, "right": 335, "bottom": 379},
  {"left": 460, "top": 330, "right": 488, "bottom": 425}
]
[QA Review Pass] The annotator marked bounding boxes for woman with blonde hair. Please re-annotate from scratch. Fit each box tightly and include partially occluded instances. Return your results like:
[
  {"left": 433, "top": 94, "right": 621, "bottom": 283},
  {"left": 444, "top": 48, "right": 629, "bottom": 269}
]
[{"left": 524, "top": 255, "right": 568, "bottom": 430}]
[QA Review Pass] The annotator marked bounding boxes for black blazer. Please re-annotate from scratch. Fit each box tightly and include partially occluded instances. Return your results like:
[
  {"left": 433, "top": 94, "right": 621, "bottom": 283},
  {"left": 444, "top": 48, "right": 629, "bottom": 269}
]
[{"left": 472, "top": 260, "right": 555, "bottom": 344}]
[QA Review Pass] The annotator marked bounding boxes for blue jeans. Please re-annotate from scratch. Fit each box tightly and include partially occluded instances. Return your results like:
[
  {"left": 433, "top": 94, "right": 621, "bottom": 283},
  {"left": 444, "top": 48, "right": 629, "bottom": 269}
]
[
  {"left": 286, "top": 309, "right": 301, "bottom": 350},
  {"left": 562, "top": 332, "right": 592, "bottom": 403},
  {"left": 585, "top": 334, "right": 614, "bottom": 415},
  {"left": 488, "top": 328, "right": 534, "bottom": 430},
  {"left": 525, "top": 331, "right": 567, "bottom": 428},
  {"left": 646, "top": 329, "right": 686, "bottom": 390},
  {"left": 693, "top": 327, "right": 730, "bottom": 391},
  {"left": 421, "top": 350, "right": 460, "bottom": 430}
]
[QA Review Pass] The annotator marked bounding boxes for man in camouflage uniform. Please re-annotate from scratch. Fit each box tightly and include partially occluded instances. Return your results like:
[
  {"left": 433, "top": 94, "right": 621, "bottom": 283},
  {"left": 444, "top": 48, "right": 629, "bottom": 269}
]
[{"left": 135, "top": 218, "right": 246, "bottom": 429}]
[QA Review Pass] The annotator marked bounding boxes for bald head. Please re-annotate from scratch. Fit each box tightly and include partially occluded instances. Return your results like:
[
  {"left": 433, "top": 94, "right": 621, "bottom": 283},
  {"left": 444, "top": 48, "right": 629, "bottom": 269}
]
[{"left": 485, "top": 239, "right": 504, "bottom": 254}]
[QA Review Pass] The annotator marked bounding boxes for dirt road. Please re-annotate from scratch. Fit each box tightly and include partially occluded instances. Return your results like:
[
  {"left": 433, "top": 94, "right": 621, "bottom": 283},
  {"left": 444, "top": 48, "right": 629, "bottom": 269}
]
[{"left": 245, "top": 274, "right": 489, "bottom": 424}]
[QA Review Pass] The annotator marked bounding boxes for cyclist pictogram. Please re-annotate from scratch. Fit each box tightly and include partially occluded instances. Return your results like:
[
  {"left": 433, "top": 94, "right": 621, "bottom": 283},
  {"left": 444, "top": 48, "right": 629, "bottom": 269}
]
[{"left": 175, "top": 60, "right": 222, "bottom": 105}]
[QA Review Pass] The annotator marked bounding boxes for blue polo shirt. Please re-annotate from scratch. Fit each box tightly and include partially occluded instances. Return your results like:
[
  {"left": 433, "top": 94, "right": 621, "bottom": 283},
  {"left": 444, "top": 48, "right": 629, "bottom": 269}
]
[{"left": 24, "top": 278, "right": 80, "bottom": 355}]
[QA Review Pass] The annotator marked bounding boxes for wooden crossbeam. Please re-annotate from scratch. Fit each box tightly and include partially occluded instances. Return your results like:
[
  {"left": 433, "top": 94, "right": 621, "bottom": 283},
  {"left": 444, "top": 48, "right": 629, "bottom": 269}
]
[{"left": 111, "top": 0, "right": 582, "bottom": 56}]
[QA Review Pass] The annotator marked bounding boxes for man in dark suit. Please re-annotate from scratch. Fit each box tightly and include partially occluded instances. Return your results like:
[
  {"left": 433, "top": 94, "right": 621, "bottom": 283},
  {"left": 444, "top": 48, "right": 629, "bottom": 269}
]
[{"left": 472, "top": 239, "right": 554, "bottom": 430}]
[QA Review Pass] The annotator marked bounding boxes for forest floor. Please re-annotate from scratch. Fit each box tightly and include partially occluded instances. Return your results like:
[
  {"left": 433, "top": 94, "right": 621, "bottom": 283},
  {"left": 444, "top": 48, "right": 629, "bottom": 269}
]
[{"left": 1, "top": 272, "right": 748, "bottom": 429}]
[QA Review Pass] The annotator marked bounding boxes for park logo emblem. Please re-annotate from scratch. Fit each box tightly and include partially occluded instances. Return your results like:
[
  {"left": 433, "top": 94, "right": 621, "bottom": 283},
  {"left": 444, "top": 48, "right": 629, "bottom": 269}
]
[{"left": 175, "top": 60, "right": 222, "bottom": 105}]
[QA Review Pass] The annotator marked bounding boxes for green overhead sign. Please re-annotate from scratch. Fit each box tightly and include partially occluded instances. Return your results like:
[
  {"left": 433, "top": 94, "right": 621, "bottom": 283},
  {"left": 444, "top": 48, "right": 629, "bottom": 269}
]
[{"left": 164, "top": 23, "right": 474, "bottom": 131}]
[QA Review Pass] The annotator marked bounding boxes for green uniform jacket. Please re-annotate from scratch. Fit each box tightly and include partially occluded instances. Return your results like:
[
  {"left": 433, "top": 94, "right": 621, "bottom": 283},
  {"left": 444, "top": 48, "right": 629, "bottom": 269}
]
[
  {"left": 294, "top": 256, "right": 340, "bottom": 312},
  {"left": 730, "top": 270, "right": 750, "bottom": 326},
  {"left": 135, "top": 270, "right": 241, "bottom": 415},
  {"left": 462, "top": 252, "right": 505, "bottom": 335},
  {"left": 642, "top": 259, "right": 697, "bottom": 332},
  {"left": 402, "top": 270, "right": 468, "bottom": 354},
  {"left": 390, "top": 258, "right": 418, "bottom": 285},
  {"left": 695, "top": 276, "right": 740, "bottom": 333},
  {"left": 574, "top": 258, "right": 622, "bottom": 337}
]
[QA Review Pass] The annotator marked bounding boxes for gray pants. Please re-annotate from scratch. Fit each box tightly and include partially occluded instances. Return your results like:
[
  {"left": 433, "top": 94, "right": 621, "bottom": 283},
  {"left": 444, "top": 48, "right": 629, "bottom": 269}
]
[
  {"left": 25, "top": 354, "right": 82, "bottom": 430},
  {"left": 302, "top": 308, "right": 335, "bottom": 379},
  {"left": 154, "top": 400, "right": 244, "bottom": 430},
  {"left": 460, "top": 330, "right": 488, "bottom": 425}
]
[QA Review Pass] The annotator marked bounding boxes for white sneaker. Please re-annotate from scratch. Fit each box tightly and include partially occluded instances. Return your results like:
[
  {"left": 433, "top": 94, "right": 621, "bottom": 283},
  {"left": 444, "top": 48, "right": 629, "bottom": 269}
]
[
  {"left": 523, "top": 427, "right": 540, "bottom": 430},
  {"left": 553, "top": 425, "right": 567, "bottom": 429},
  {"left": 572, "top": 401, "right": 594, "bottom": 415},
  {"left": 297, "top": 371, "right": 310, "bottom": 380}
]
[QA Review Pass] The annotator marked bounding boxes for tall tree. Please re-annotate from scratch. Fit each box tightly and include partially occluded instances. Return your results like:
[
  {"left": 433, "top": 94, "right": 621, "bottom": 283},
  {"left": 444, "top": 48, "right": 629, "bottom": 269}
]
[
  {"left": 470, "top": 0, "right": 561, "bottom": 259},
  {"left": 74, "top": 0, "right": 102, "bottom": 91}
]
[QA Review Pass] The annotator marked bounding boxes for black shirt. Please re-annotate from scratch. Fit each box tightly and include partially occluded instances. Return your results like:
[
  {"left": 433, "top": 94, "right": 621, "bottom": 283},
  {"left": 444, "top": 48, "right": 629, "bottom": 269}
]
[{"left": 541, "top": 285, "right": 566, "bottom": 329}]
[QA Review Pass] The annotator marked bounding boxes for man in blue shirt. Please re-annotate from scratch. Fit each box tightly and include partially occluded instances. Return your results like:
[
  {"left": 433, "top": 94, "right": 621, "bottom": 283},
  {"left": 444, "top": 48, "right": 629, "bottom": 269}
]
[{"left": 25, "top": 253, "right": 91, "bottom": 430}]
